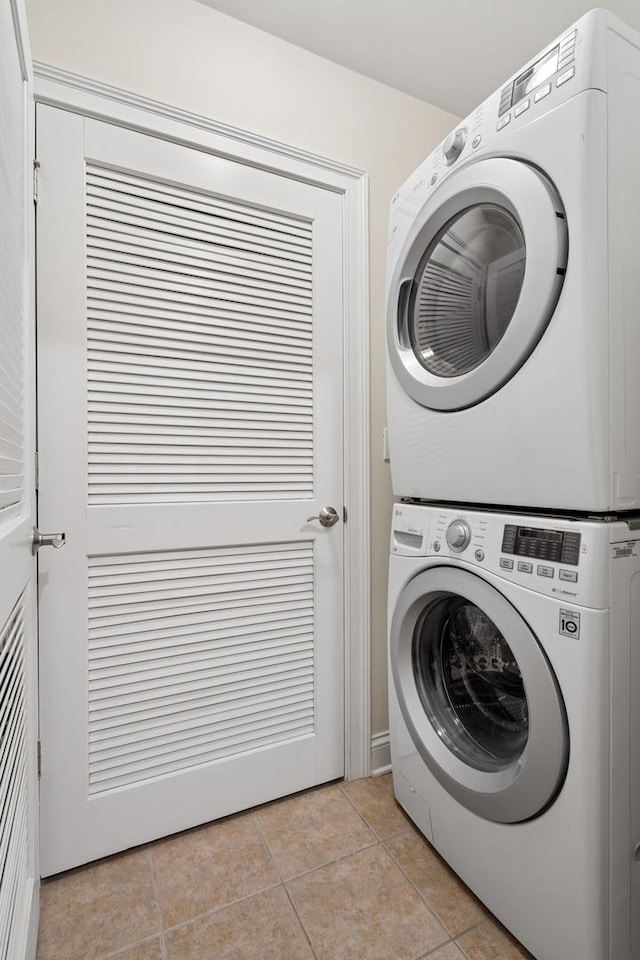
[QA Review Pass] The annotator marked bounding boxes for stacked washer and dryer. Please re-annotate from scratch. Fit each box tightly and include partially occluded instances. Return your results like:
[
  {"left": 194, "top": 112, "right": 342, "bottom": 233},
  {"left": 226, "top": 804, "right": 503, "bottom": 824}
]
[{"left": 385, "top": 10, "right": 640, "bottom": 960}]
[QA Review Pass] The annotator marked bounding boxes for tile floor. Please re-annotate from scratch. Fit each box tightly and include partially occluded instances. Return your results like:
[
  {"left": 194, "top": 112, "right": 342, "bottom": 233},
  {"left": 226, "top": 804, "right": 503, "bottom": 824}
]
[{"left": 36, "top": 776, "right": 535, "bottom": 960}]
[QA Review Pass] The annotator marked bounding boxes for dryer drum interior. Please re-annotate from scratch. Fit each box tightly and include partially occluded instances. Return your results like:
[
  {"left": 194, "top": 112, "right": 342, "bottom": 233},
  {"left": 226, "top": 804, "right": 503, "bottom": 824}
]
[
  {"left": 388, "top": 158, "right": 568, "bottom": 411},
  {"left": 391, "top": 567, "right": 569, "bottom": 822},
  {"left": 408, "top": 204, "right": 527, "bottom": 379}
]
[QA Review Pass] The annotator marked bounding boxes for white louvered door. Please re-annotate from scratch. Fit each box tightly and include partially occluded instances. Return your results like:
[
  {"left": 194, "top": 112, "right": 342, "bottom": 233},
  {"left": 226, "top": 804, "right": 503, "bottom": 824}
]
[
  {"left": 0, "top": 0, "right": 38, "bottom": 955},
  {"left": 37, "top": 106, "right": 345, "bottom": 876}
]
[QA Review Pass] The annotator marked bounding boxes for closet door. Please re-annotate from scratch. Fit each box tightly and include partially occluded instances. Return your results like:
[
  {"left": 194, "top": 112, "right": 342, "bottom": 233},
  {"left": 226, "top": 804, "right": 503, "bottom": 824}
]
[
  {"left": 0, "top": 1, "right": 39, "bottom": 956},
  {"left": 37, "top": 106, "right": 345, "bottom": 876}
]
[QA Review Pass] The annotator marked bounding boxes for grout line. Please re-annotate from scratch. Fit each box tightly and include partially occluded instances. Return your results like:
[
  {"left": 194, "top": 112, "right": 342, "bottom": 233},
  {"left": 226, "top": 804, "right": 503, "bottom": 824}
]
[
  {"left": 336, "top": 780, "right": 385, "bottom": 839},
  {"left": 161, "top": 880, "right": 282, "bottom": 938},
  {"left": 337, "top": 777, "right": 414, "bottom": 844},
  {"left": 283, "top": 837, "right": 380, "bottom": 883},
  {"left": 282, "top": 882, "right": 321, "bottom": 960},
  {"left": 147, "top": 847, "right": 168, "bottom": 960},
  {"left": 251, "top": 811, "right": 285, "bottom": 885},
  {"left": 97, "top": 934, "right": 165, "bottom": 960},
  {"left": 382, "top": 837, "right": 452, "bottom": 941},
  {"left": 252, "top": 811, "right": 321, "bottom": 960}
]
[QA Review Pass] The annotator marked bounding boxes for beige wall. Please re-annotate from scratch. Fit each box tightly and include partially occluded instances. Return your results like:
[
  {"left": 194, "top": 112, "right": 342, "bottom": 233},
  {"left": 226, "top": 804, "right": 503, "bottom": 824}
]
[{"left": 26, "top": 0, "right": 457, "bottom": 742}]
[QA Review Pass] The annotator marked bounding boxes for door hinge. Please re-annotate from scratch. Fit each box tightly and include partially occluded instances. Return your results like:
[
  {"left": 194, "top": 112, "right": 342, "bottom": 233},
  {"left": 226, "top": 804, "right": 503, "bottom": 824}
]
[
  {"left": 37, "top": 740, "right": 42, "bottom": 778},
  {"left": 33, "top": 160, "right": 40, "bottom": 205},
  {"left": 34, "top": 451, "right": 39, "bottom": 490},
  {"left": 343, "top": 506, "right": 348, "bottom": 524}
]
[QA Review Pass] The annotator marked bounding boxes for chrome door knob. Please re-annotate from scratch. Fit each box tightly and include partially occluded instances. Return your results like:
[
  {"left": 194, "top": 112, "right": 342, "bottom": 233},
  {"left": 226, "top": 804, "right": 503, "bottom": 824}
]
[
  {"left": 32, "top": 527, "right": 66, "bottom": 555},
  {"left": 306, "top": 506, "right": 340, "bottom": 528}
]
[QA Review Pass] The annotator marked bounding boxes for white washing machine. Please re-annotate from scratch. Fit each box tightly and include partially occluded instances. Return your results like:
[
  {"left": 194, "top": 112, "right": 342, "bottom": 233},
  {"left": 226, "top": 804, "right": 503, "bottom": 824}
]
[
  {"left": 388, "top": 501, "right": 640, "bottom": 960},
  {"left": 386, "top": 9, "right": 640, "bottom": 512}
]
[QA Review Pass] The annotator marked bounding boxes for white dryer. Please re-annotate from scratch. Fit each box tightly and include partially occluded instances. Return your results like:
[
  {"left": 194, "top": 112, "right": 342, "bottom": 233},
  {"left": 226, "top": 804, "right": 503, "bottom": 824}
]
[
  {"left": 388, "top": 501, "right": 640, "bottom": 960},
  {"left": 386, "top": 9, "right": 640, "bottom": 512}
]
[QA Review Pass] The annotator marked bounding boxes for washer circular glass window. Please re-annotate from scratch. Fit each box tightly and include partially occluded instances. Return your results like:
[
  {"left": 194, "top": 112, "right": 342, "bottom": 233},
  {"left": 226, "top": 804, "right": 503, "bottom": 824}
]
[
  {"left": 408, "top": 204, "right": 526, "bottom": 378},
  {"left": 413, "top": 594, "right": 529, "bottom": 773},
  {"left": 390, "top": 567, "right": 569, "bottom": 822}
]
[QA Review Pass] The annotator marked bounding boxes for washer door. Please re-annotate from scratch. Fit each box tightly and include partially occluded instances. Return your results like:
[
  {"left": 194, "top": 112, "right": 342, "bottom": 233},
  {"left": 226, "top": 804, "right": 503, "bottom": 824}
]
[
  {"left": 387, "top": 158, "right": 568, "bottom": 411},
  {"left": 390, "top": 567, "right": 568, "bottom": 822}
]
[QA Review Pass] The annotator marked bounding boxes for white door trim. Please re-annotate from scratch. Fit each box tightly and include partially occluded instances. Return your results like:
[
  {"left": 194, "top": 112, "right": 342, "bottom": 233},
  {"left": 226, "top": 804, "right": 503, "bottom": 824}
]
[{"left": 33, "top": 62, "right": 371, "bottom": 780}]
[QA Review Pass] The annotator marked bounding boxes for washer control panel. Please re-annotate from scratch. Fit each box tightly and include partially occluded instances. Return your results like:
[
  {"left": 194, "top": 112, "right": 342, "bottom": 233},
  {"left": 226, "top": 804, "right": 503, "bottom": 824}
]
[{"left": 390, "top": 503, "right": 611, "bottom": 609}]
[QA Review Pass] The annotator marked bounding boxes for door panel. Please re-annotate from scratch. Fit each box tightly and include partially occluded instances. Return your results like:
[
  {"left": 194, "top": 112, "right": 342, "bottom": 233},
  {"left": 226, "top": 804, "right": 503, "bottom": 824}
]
[
  {"left": 37, "top": 105, "right": 344, "bottom": 876},
  {"left": 0, "top": 1, "right": 37, "bottom": 955}
]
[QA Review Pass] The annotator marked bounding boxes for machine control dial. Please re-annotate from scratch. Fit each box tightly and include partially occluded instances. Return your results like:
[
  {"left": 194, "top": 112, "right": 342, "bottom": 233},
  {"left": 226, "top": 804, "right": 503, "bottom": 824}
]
[
  {"left": 442, "top": 128, "right": 467, "bottom": 165},
  {"left": 446, "top": 519, "right": 471, "bottom": 552}
]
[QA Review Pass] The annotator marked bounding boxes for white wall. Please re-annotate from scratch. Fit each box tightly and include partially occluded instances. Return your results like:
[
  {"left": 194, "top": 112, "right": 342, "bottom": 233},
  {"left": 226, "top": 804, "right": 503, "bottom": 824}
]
[{"left": 26, "top": 0, "right": 458, "bottom": 743}]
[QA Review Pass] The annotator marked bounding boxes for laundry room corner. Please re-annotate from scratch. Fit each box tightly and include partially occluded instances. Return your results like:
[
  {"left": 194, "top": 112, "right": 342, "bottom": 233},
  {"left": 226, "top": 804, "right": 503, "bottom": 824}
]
[{"left": 25, "top": 0, "right": 459, "bottom": 768}]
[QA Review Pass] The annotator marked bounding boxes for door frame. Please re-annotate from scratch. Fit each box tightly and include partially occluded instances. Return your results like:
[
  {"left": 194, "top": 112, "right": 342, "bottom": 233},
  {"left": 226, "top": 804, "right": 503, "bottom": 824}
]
[{"left": 32, "top": 62, "right": 371, "bottom": 780}]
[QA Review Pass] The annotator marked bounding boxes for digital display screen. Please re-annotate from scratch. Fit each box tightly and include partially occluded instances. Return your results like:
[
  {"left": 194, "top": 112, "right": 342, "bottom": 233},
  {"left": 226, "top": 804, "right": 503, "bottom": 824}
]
[
  {"left": 502, "top": 524, "right": 581, "bottom": 566},
  {"left": 512, "top": 46, "right": 559, "bottom": 104},
  {"left": 518, "top": 527, "right": 562, "bottom": 543}
]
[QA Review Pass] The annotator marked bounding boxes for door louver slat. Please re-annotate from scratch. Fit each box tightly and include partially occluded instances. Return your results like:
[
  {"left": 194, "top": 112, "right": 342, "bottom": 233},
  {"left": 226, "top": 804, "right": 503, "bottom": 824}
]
[
  {"left": 86, "top": 165, "right": 314, "bottom": 504},
  {"left": 87, "top": 542, "right": 315, "bottom": 794},
  {"left": 0, "top": 598, "right": 29, "bottom": 960}
]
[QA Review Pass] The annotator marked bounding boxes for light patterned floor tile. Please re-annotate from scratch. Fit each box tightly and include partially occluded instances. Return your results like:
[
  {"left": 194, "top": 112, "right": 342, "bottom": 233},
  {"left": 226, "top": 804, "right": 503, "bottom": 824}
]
[
  {"left": 36, "top": 849, "right": 159, "bottom": 960},
  {"left": 421, "top": 943, "right": 468, "bottom": 960},
  {"left": 256, "top": 783, "right": 375, "bottom": 879},
  {"left": 287, "top": 843, "right": 448, "bottom": 960},
  {"left": 165, "top": 886, "right": 314, "bottom": 960},
  {"left": 109, "top": 939, "right": 164, "bottom": 960},
  {"left": 340, "top": 774, "right": 410, "bottom": 839},
  {"left": 152, "top": 813, "right": 278, "bottom": 928},
  {"left": 456, "top": 917, "right": 535, "bottom": 959},
  {"left": 386, "top": 828, "right": 485, "bottom": 936}
]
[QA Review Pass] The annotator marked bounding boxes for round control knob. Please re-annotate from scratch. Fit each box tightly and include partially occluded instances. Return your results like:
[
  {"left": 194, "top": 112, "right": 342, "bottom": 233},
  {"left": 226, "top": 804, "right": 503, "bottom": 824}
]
[
  {"left": 446, "top": 519, "right": 471, "bottom": 553},
  {"left": 442, "top": 128, "right": 467, "bottom": 165}
]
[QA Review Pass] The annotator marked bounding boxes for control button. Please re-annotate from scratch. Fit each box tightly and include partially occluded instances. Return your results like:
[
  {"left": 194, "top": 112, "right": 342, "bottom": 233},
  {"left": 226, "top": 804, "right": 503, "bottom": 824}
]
[
  {"left": 556, "top": 66, "right": 575, "bottom": 87},
  {"left": 499, "top": 558, "right": 514, "bottom": 570},
  {"left": 497, "top": 114, "right": 511, "bottom": 131},
  {"left": 559, "top": 569, "right": 578, "bottom": 582},
  {"left": 534, "top": 83, "right": 552, "bottom": 103},
  {"left": 537, "top": 565, "right": 554, "bottom": 578},
  {"left": 442, "top": 128, "right": 467, "bottom": 165},
  {"left": 514, "top": 99, "right": 530, "bottom": 117},
  {"left": 446, "top": 519, "right": 471, "bottom": 552},
  {"left": 472, "top": 134, "right": 482, "bottom": 148},
  {"left": 517, "top": 561, "right": 533, "bottom": 574},
  {"left": 430, "top": 173, "right": 438, "bottom": 185},
  {"left": 433, "top": 541, "right": 441, "bottom": 552},
  {"left": 475, "top": 549, "right": 485, "bottom": 562},
  {"left": 558, "top": 53, "right": 575, "bottom": 68}
]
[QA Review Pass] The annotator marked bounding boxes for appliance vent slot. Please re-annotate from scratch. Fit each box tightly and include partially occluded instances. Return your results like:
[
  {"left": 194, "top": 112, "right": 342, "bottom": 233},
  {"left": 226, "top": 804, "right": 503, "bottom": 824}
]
[
  {"left": 0, "top": 596, "right": 30, "bottom": 960},
  {"left": 87, "top": 541, "right": 316, "bottom": 794},
  {"left": 85, "top": 165, "right": 314, "bottom": 505}
]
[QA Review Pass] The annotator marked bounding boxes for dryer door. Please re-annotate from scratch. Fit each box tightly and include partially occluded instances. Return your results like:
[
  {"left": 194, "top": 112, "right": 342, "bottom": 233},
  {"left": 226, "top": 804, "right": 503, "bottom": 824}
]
[
  {"left": 387, "top": 158, "right": 568, "bottom": 411},
  {"left": 390, "top": 566, "right": 568, "bottom": 822}
]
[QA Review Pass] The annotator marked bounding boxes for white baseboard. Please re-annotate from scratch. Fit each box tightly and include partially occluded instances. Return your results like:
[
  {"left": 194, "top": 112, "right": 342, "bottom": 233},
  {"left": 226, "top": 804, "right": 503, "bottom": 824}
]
[{"left": 370, "top": 731, "right": 391, "bottom": 777}]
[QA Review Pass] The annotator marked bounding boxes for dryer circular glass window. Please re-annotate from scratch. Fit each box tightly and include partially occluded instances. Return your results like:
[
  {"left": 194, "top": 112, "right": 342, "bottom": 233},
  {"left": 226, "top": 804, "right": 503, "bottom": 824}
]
[
  {"left": 408, "top": 205, "right": 526, "bottom": 378},
  {"left": 413, "top": 595, "right": 529, "bottom": 772},
  {"left": 387, "top": 158, "right": 568, "bottom": 411},
  {"left": 390, "top": 566, "right": 569, "bottom": 823}
]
